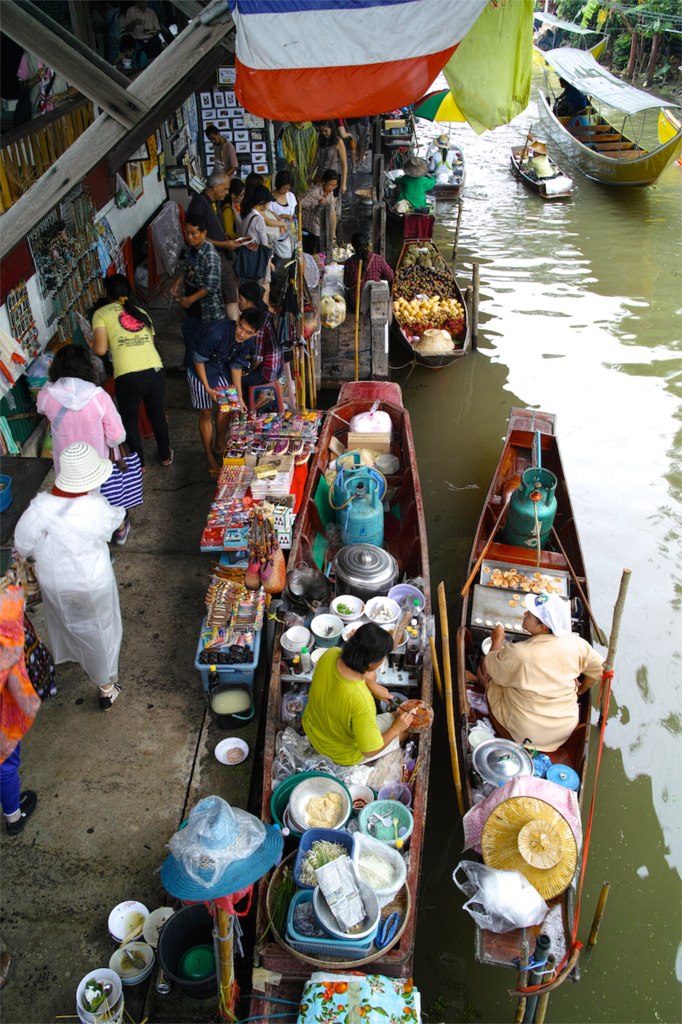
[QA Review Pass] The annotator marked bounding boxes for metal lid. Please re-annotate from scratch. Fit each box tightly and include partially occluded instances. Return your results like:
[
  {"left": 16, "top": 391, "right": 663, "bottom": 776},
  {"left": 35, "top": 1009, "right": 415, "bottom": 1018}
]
[
  {"left": 472, "top": 738, "right": 534, "bottom": 784},
  {"left": 334, "top": 544, "right": 398, "bottom": 590}
]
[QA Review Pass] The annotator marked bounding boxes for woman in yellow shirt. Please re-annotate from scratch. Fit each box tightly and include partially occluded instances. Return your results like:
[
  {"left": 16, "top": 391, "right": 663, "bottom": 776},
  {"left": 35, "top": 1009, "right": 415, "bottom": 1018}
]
[
  {"left": 92, "top": 275, "right": 173, "bottom": 467},
  {"left": 302, "top": 623, "right": 416, "bottom": 765}
]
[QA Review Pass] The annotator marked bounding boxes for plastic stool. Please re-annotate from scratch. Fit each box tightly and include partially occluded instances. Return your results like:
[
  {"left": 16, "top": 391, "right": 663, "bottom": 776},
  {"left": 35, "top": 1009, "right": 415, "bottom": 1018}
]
[{"left": 248, "top": 382, "right": 285, "bottom": 412}]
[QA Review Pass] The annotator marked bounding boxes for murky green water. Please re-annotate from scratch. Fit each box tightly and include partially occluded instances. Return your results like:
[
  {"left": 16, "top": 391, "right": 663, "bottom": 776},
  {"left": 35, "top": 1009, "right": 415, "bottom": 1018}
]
[{"left": 394, "top": 84, "right": 682, "bottom": 1024}]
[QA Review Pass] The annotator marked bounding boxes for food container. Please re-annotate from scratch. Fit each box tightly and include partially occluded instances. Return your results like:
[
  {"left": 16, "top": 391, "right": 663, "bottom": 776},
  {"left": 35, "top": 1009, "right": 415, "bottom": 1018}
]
[
  {"left": 107, "top": 902, "right": 149, "bottom": 943},
  {"left": 76, "top": 968, "right": 124, "bottom": 1024},
  {"left": 310, "top": 614, "right": 343, "bottom": 649},
  {"left": 472, "top": 738, "right": 533, "bottom": 785},
  {"left": 399, "top": 699, "right": 434, "bottom": 733},
  {"left": 285, "top": 889, "right": 374, "bottom": 960},
  {"left": 109, "top": 942, "right": 155, "bottom": 986},
  {"left": 312, "top": 879, "right": 381, "bottom": 942},
  {"left": 546, "top": 763, "right": 580, "bottom": 792},
  {"left": 358, "top": 799, "right": 414, "bottom": 849},
  {"left": 468, "top": 725, "right": 494, "bottom": 750},
  {"left": 288, "top": 776, "right": 352, "bottom": 832},
  {"left": 377, "top": 781, "right": 412, "bottom": 807},
  {"left": 341, "top": 620, "right": 368, "bottom": 642},
  {"left": 208, "top": 683, "right": 254, "bottom": 729},
  {"left": 364, "top": 596, "right": 401, "bottom": 628},
  {"left": 142, "top": 907, "right": 174, "bottom": 948},
  {"left": 349, "top": 784, "right": 375, "bottom": 815},
  {"left": 387, "top": 584, "right": 425, "bottom": 612},
  {"left": 293, "top": 828, "right": 354, "bottom": 889},
  {"left": 331, "top": 595, "right": 365, "bottom": 622},
  {"left": 310, "top": 647, "right": 326, "bottom": 669},
  {"left": 280, "top": 626, "right": 312, "bottom": 659},
  {"left": 352, "top": 831, "right": 407, "bottom": 908},
  {"left": 333, "top": 544, "right": 398, "bottom": 601},
  {"left": 214, "top": 737, "right": 249, "bottom": 765},
  {"left": 481, "top": 636, "right": 493, "bottom": 656}
]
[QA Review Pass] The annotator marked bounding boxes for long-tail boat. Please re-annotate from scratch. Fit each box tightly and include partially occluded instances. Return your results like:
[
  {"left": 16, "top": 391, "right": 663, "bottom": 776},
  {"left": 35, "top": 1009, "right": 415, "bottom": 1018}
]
[
  {"left": 392, "top": 238, "right": 470, "bottom": 369},
  {"left": 510, "top": 143, "right": 574, "bottom": 200},
  {"left": 455, "top": 407, "right": 595, "bottom": 971},
  {"left": 249, "top": 380, "right": 432, "bottom": 1014}
]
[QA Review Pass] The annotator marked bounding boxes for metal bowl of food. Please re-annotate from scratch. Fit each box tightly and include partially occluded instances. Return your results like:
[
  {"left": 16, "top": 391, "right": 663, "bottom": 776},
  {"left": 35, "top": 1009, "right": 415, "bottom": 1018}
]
[
  {"left": 288, "top": 776, "right": 352, "bottom": 832},
  {"left": 312, "top": 879, "right": 380, "bottom": 941}
]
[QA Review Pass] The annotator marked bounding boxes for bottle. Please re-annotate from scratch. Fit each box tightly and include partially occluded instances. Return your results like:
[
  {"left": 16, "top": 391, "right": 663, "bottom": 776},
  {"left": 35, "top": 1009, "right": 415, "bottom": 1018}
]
[
  {"left": 292, "top": 655, "right": 302, "bottom": 675},
  {"left": 300, "top": 646, "right": 312, "bottom": 674},
  {"left": 208, "top": 664, "right": 218, "bottom": 688},
  {"left": 405, "top": 618, "right": 420, "bottom": 668}
]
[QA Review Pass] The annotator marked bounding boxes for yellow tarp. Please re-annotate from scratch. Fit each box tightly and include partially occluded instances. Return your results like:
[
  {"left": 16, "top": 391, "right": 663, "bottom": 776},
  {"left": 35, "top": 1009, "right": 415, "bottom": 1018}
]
[{"left": 444, "top": 0, "right": 534, "bottom": 134}]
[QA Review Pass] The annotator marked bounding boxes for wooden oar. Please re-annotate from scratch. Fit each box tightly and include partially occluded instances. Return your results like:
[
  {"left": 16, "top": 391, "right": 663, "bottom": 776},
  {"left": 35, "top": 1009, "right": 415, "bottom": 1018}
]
[
  {"left": 460, "top": 474, "right": 521, "bottom": 598},
  {"left": 550, "top": 526, "right": 608, "bottom": 646},
  {"left": 429, "top": 634, "right": 444, "bottom": 701},
  {"left": 354, "top": 259, "right": 363, "bottom": 381},
  {"left": 438, "top": 581, "right": 464, "bottom": 817}
]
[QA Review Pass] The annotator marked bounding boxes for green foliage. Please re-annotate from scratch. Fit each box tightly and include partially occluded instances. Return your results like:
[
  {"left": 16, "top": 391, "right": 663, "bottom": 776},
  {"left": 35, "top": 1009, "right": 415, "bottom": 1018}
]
[
  {"left": 613, "top": 32, "right": 633, "bottom": 68},
  {"left": 555, "top": 0, "right": 584, "bottom": 22}
]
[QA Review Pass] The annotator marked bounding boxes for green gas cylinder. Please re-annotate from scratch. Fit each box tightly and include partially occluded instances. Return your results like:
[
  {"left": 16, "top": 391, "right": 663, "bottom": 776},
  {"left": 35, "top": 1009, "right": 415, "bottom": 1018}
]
[{"left": 503, "top": 467, "right": 558, "bottom": 549}]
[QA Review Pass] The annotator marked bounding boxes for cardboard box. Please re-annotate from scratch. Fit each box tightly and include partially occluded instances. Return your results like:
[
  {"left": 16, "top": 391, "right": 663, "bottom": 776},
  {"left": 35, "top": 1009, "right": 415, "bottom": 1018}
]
[
  {"left": 384, "top": 119, "right": 406, "bottom": 130},
  {"left": 346, "top": 431, "right": 392, "bottom": 455}
]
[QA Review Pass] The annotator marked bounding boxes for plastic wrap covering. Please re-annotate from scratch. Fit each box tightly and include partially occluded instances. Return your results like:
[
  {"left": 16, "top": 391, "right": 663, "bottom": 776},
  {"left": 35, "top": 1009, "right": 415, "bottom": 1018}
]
[
  {"left": 273, "top": 727, "right": 374, "bottom": 788},
  {"left": 167, "top": 795, "right": 266, "bottom": 891},
  {"left": 150, "top": 201, "right": 185, "bottom": 278},
  {"left": 453, "top": 860, "right": 548, "bottom": 933},
  {"left": 320, "top": 293, "right": 346, "bottom": 329}
]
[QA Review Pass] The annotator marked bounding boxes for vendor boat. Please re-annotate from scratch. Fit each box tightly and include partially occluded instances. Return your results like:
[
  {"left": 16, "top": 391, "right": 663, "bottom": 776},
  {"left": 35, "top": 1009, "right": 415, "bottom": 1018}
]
[
  {"left": 538, "top": 48, "right": 682, "bottom": 186},
  {"left": 249, "top": 381, "right": 432, "bottom": 1015},
  {"left": 454, "top": 407, "right": 595, "bottom": 972},
  {"left": 392, "top": 238, "right": 470, "bottom": 369},
  {"left": 510, "top": 143, "right": 573, "bottom": 200}
]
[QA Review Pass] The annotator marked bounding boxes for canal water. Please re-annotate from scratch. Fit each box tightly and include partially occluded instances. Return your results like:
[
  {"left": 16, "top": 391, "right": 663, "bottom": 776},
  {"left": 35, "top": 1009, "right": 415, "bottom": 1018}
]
[{"left": 392, "top": 84, "right": 682, "bottom": 1023}]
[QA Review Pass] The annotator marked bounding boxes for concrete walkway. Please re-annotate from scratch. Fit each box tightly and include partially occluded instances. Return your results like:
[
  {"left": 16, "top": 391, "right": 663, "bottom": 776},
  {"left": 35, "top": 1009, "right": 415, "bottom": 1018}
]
[{"left": 0, "top": 307, "right": 265, "bottom": 1024}]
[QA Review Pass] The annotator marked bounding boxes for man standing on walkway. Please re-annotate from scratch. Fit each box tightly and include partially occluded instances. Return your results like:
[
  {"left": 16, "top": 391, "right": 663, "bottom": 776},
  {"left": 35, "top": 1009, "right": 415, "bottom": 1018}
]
[
  {"left": 188, "top": 172, "right": 241, "bottom": 321},
  {"left": 205, "top": 124, "right": 238, "bottom": 181}
]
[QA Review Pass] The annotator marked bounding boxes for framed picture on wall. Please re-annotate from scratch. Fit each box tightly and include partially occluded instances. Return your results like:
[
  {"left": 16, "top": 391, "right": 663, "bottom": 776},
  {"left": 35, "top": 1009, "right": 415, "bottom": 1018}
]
[
  {"left": 251, "top": 141, "right": 266, "bottom": 153},
  {"left": 125, "top": 161, "right": 144, "bottom": 198},
  {"left": 157, "top": 150, "right": 166, "bottom": 181},
  {"left": 253, "top": 162, "right": 268, "bottom": 174},
  {"left": 166, "top": 165, "right": 188, "bottom": 188},
  {"left": 202, "top": 109, "right": 216, "bottom": 121},
  {"left": 225, "top": 91, "right": 236, "bottom": 106},
  {"left": 232, "top": 118, "right": 245, "bottom": 128},
  {"left": 200, "top": 92, "right": 213, "bottom": 107},
  {"left": 213, "top": 90, "right": 225, "bottom": 107},
  {"left": 218, "top": 67, "right": 236, "bottom": 86},
  {"left": 250, "top": 130, "right": 264, "bottom": 141},
  {"left": 234, "top": 130, "right": 248, "bottom": 142},
  {"left": 235, "top": 142, "right": 250, "bottom": 154},
  {"left": 240, "top": 165, "right": 252, "bottom": 177}
]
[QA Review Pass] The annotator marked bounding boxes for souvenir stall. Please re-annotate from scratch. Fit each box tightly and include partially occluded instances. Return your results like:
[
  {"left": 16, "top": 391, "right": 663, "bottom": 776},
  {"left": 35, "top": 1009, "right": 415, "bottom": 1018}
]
[{"left": 198, "top": 66, "right": 274, "bottom": 181}]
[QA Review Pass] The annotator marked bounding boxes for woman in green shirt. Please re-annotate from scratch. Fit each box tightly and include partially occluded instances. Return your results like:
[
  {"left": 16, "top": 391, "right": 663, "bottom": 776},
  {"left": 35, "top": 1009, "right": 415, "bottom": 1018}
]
[
  {"left": 395, "top": 156, "right": 436, "bottom": 212},
  {"left": 302, "top": 623, "right": 416, "bottom": 765}
]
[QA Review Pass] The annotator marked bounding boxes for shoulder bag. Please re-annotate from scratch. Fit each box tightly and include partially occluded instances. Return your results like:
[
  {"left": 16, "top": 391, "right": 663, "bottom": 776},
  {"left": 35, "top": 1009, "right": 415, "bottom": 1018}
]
[
  {"left": 234, "top": 213, "right": 271, "bottom": 280},
  {"left": 100, "top": 443, "right": 144, "bottom": 509}
]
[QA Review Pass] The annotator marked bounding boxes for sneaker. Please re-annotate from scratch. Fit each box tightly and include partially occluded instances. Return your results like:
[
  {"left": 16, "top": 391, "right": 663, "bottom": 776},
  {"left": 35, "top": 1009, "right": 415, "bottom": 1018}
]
[
  {"left": 114, "top": 522, "right": 131, "bottom": 546},
  {"left": 6, "top": 791, "right": 37, "bottom": 836},
  {"left": 161, "top": 449, "right": 174, "bottom": 466},
  {"left": 99, "top": 682, "right": 122, "bottom": 711}
]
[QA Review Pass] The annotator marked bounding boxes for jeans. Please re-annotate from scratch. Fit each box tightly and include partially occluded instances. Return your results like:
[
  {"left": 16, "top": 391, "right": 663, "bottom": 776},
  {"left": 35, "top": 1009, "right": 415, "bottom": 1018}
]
[
  {"left": 0, "top": 744, "right": 21, "bottom": 816},
  {"left": 115, "top": 368, "right": 171, "bottom": 465}
]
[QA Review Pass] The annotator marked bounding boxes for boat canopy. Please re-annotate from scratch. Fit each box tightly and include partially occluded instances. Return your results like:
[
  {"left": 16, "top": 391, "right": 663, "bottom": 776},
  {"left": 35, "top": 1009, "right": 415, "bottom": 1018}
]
[
  {"left": 545, "top": 48, "right": 676, "bottom": 115},
  {"left": 534, "top": 11, "right": 597, "bottom": 37}
]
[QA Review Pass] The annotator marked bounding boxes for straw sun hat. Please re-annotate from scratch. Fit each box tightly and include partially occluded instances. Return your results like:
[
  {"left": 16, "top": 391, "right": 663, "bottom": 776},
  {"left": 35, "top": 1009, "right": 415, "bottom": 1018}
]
[
  {"left": 403, "top": 156, "right": 429, "bottom": 177},
  {"left": 529, "top": 139, "right": 548, "bottom": 155},
  {"left": 436, "top": 133, "right": 450, "bottom": 146},
  {"left": 161, "top": 795, "right": 283, "bottom": 901},
  {"left": 481, "top": 796, "right": 578, "bottom": 900},
  {"left": 55, "top": 442, "right": 113, "bottom": 493}
]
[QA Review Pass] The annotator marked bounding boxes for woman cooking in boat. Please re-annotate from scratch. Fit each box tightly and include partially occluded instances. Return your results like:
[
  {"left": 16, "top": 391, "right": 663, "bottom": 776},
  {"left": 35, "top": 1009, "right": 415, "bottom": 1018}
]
[
  {"left": 302, "top": 623, "right": 416, "bottom": 765},
  {"left": 478, "top": 593, "right": 603, "bottom": 752}
]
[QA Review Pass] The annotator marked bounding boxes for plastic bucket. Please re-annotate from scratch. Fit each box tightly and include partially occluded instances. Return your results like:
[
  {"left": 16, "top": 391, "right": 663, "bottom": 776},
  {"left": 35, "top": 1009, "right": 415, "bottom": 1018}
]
[
  {"left": 157, "top": 904, "right": 217, "bottom": 1000},
  {"left": 387, "top": 584, "right": 425, "bottom": 612},
  {"left": 208, "top": 684, "right": 254, "bottom": 729}
]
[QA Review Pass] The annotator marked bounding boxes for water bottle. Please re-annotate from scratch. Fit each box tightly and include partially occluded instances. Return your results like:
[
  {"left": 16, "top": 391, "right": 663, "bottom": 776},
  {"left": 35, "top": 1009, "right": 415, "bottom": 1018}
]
[{"left": 300, "top": 646, "right": 312, "bottom": 674}]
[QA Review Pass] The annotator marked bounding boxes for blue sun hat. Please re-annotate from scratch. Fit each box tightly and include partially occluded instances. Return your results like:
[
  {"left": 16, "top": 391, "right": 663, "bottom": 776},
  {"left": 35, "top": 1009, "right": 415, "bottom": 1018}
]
[{"left": 161, "top": 795, "right": 283, "bottom": 901}]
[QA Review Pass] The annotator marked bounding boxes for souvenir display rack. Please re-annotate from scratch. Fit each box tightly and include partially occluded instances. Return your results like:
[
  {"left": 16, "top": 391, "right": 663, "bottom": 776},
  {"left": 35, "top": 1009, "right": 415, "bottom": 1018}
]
[
  {"left": 5, "top": 282, "right": 40, "bottom": 364},
  {"left": 199, "top": 68, "right": 271, "bottom": 180}
]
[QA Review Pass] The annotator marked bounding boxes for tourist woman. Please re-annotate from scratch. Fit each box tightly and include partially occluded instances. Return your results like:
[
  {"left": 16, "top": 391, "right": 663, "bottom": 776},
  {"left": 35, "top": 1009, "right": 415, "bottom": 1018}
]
[
  {"left": 14, "top": 442, "right": 126, "bottom": 711},
  {"left": 314, "top": 121, "right": 347, "bottom": 196},
  {"left": 343, "top": 232, "right": 394, "bottom": 311},
  {"left": 222, "top": 177, "right": 244, "bottom": 239},
  {"left": 268, "top": 170, "right": 297, "bottom": 287},
  {"left": 302, "top": 623, "right": 416, "bottom": 765},
  {"left": 91, "top": 275, "right": 173, "bottom": 467},
  {"left": 239, "top": 186, "right": 275, "bottom": 298}
]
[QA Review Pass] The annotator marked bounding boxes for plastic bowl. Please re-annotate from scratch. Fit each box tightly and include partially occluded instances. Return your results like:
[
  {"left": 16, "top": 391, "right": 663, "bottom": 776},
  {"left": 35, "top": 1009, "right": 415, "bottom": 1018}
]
[
  {"left": 364, "top": 596, "right": 401, "bottom": 628},
  {"left": 331, "top": 595, "right": 365, "bottom": 623},
  {"left": 358, "top": 799, "right": 414, "bottom": 849},
  {"left": 387, "top": 584, "right": 426, "bottom": 612},
  {"left": 142, "top": 907, "right": 174, "bottom": 948},
  {"left": 310, "top": 614, "right": 344, "bottom": 649},
  {"left": 214, "top": 737, "right": 249, "bottom": 765},
  {"left": 312, "top": 879, "right": 380, "bottom": 941},
  {"left": 107, "top": 901, "right": 149, "bottom": 943},
  {"left": 288, "top": 776, "right": 352, "bottom": 831},
  {"left": 349, "top": 784, "right": 375, "bottom": 815},
  {"left": 109, "top": 942, "right": 155, "bottom": 986},
  {"left": 377, "top": 781, "right": 412, "bottom": 807}
]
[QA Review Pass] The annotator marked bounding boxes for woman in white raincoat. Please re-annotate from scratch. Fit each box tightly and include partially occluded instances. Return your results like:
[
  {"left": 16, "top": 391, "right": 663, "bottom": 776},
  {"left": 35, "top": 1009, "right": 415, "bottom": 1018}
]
[{"left": 14, "top": 443, "right": 125, "bottom": 711}]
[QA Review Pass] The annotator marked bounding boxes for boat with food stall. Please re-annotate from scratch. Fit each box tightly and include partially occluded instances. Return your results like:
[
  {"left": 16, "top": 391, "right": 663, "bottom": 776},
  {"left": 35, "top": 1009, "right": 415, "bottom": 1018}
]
[
  {"left": 392, "top": 238, "right": 470, "bottom": 368},
  {"left": 249, "top": 381, "right": 432, "bottom": 1016},
  {"left": 538, "top": 48, "right": 682, "bottom": 186},
  {"left": 454, "top": 407, "right": 597, "bottom": 973}
]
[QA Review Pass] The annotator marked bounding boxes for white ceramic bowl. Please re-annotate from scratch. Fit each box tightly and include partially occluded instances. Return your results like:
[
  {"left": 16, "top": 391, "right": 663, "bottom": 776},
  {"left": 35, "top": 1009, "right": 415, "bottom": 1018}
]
[
  {"left": 142, "top": 907, "right": 174, "bottom": 948},
  {"left": 342, "top": 620, "right": 367, "bottom": 642},
  {"left": 215, "top": 737, "right": 249, "bottom": 765},
  {"left": 281, "top": 625, "right": 312, "bottom": 654},
  {"left": 331, "top": 595, "right": 365, "bottom": 623},
  {"left": 76, "top": 968, "right": 123, "bottom": 1024},
  {"left": 310, "top": 647, "right": 326, "bottom": 668},
  {"left": 109, "top": 942, "right": 155, "bottom": 986},
  {"left": 310, "top": 613, "right": 344, "bottom": 649},
  {"left": 481, "top": 636, "right": 493, "bottom": 656},
  {"left": 107, "top": 901, "right": 149, "bottom": 943},
  {"left": 349, "top": 784, "right": 375, "bottom": 814},
  {"left": 365, "top": 596, "right": 401, "bottom": 628}
]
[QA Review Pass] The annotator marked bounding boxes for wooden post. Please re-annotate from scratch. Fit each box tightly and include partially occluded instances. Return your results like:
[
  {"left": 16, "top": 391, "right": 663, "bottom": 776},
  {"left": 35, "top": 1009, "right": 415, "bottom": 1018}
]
[
  {"left": 372, "top": 115, "right": 382, "bottom": 160},
  {"left": 471, "top": 262, "right": 480, "bottom": 350},
  {"left": 215, "top": 906, "right": 236, "bottom": 1020},
  {"left": 513, "top": 934, "right": 529, "bottom": 1024},
  {"left": 438, "top": 582, "right": 465, "bottom": 817},
  {"left": 354, "top": 260, "right": 363, "bottom": 381},
  {"left": 451, "top": 199, "right": 464, "bottom": 263},
  {"left": 599, "top": 569, "right": 631, "bottom": 725},
  {"left": 587, "top": 881, "right": 610, "bottom": 948},
  {"left": 372, "top": 152, "right": 384, "bottom": 204},
  {"left": 532, "top": 953, "right": 556, "bottom": 1024}
]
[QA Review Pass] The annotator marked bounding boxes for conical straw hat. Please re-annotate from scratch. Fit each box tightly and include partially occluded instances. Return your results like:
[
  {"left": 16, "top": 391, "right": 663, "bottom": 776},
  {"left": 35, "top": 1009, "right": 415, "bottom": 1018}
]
[{"left": 481, "top": 796, "right": 577, "bottom": 900}]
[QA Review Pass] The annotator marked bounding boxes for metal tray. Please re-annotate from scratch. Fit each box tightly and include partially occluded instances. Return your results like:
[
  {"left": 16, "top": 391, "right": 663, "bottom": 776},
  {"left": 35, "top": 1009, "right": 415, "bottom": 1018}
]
[
  {"left": 480, "top": 560, "right": 569, "bottom": 597},
  {"left": 471, "top": 584, "right": 529, "bottom": 635}
]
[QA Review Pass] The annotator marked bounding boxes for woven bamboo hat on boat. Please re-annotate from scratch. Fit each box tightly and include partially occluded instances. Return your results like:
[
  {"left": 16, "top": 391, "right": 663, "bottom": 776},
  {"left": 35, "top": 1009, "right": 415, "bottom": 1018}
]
[
  {"left": 403, "top": 156, "right": 429, "bottom": 177},
  {"left": 55, "top": 442, "right": 113, "bottom": 493},
  {"left": 529, "top": 139, "right": 548, "bottom": 155},
  {"left": 436, "top": 133, "right": 450, "bottom": 146},
  {"left": 481, "top": 796, "right": 578, "bottom": 900}
]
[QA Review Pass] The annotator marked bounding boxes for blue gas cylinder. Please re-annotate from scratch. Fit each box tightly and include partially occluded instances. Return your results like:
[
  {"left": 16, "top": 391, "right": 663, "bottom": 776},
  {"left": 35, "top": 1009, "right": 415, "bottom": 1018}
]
[
  {"left": 336, "top": 473, "right": 385, "bottom": 548},
  {"left": 503, "top": 467, "right": 558, "bottom": 550},
  {"left": 331, "top": 452, "right": 386, "bottom": 509}
]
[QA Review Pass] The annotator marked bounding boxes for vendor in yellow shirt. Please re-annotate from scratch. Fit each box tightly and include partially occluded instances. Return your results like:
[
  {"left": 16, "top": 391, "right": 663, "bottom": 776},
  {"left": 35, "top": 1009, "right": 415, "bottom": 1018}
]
[{"left": 302, "top": 623, "right": 416, "bottom": 765}]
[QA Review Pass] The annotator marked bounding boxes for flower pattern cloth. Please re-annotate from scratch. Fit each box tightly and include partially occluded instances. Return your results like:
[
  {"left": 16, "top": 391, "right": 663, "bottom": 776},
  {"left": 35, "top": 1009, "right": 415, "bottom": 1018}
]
[{"left": 297, "top": 972, "right": 420, "bottom": 1024}]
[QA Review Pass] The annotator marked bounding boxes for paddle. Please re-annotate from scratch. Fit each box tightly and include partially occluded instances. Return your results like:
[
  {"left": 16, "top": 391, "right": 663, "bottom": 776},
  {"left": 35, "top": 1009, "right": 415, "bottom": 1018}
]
[
  {"left": 551, "top": 525, "right": 608, "bottom": 646},
  {"left": 460, "top": 474, "right": 521, "bottom": 598}
]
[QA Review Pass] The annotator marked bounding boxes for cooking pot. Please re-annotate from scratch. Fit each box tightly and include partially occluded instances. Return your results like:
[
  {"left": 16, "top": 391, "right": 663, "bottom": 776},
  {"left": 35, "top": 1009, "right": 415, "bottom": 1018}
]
[
  {"left": 333, "top": 544, "right": 398, "bottom": 601},
  {"left": 471, "top": 738, "right": 533, "bottom": 786}
]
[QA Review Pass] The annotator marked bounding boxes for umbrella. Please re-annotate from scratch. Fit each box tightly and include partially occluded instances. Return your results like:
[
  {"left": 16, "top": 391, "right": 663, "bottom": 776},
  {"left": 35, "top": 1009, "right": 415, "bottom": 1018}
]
[{"left": 413, "top": 89, "right": 465, "bottom": 123}]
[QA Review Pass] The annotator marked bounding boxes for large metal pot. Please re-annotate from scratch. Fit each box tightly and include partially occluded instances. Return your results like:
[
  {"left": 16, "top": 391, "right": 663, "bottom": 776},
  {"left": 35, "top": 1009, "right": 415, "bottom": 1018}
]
[{"left": 333, "top": 544, "right": 398, "bottom": 601}]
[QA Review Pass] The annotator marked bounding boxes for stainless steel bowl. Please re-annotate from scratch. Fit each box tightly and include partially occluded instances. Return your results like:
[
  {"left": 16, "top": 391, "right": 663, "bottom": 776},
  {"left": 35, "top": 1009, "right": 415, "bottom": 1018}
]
[
  {"left": 312, "top": 879, "right": 380, "bottom": 941},
  {"left": 288, "top": 776, "right": 351, "bottom": 831}
]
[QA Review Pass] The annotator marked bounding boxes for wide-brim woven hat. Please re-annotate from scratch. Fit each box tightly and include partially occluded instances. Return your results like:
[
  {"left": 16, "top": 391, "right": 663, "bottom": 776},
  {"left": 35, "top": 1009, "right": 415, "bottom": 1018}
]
[
  {"left": 436, "top": 133, "right": 449, "bottom": 146},
  {"left": 403, "top": 156, "right": 429, "bottom": 178},
  {"left": 481, "top": 796, "right": 577, "bottom": 900},
  {"left": 523, "top": 592, "right": 571, "bottom": 636},
  {"left": 160, "top": 797, "right": 283, "bottom": 901},
  {"left": 529, "top": 139, "right": 548, "bottom": 155},
  {"left": 55, "top": 442, "right": 113, "bottom": 493}
]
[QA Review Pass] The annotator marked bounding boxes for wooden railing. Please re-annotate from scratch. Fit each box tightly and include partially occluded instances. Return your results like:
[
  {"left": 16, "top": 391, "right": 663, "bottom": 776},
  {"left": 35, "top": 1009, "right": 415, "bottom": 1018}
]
[{"left": 0, "top": 96, "right": 95, "bottom": 212}]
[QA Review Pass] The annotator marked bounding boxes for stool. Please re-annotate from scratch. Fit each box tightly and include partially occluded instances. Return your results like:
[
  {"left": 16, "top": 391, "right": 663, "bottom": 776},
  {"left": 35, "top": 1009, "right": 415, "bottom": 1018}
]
[{"left": 248, "top": 382, "right": 285, "bottom": 413}]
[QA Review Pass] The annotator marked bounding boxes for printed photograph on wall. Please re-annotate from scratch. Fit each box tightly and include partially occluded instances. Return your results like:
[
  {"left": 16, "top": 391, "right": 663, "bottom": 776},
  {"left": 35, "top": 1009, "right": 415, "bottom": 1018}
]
[
  {"left": 235, "top": 142, "right": 250, "bottom": 154},
  {"left": 218, "top": 67, "right": 236, "bottom": 86},
  {"left": 253, "top": 163, "right": 268, "bottom": 174},
  {"left": 234, "top": 130, "right": 249, "bottom": 142},
  {"left": 166, "top": 165, "right": 188, "bottom": 188},
  {"left": 200, "top": 92, "right": 213, "bottom": 107},
  {"left": 125, "top": 161, "right": 144, "bottom": 199}
]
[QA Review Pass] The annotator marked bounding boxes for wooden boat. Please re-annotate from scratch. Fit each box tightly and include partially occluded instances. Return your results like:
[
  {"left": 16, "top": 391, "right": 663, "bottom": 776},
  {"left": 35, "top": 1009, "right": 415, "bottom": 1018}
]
[
  {"left": 510, "top": 143, "right": 573, "bottom": 200},
  {"left": 430, "top": 165, "right": 465, "bottom": 201},
  {"left": 249, "top": 381, "right": 432, "bottom": 1015},
  {"left": 455, "top": 407, "right": 594, "bottom": 971},
  {"left": 392, "top": 238, "right": 470, "bottom": 369},
  {"left": 533, "top": 10, "right": 607, "bottom": 63},
  {"left": 538, "top": 49, "right": 682, "bottom": 186}
]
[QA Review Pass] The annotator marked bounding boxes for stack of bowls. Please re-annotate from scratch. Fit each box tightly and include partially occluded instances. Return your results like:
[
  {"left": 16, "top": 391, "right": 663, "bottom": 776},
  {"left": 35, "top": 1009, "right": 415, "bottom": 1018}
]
[
  {"left": 310, "top": 614, "right": 343, "bottom": 649},
  {"left": 280, "top": 626, "right": 312, "bottom": 661}
]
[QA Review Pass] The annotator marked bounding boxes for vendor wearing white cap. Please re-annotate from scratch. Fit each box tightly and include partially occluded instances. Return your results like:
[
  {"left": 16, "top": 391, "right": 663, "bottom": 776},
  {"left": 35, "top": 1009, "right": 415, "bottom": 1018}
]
[
  {"left": 425, "top": 133, "right": 463, "bottom": 183},
  {"left": 478, "top": 593, "right": 604, "bottom": 752}
]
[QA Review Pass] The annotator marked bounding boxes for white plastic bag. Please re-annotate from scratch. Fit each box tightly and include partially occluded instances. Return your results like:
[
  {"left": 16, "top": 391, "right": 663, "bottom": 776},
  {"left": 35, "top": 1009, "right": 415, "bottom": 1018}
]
[
  {"left": 349, "top": 401, "right": 392, "bottom": 437},
  {"left": 453, "top": 860, "right": 548, "bottom": 933}
]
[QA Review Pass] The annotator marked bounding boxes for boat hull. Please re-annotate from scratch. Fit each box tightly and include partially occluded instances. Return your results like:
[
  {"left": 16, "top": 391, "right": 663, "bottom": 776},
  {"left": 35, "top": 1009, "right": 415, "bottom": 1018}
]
[
  {"left": 538, "top": 90, "right": 682, "bottom": 186},
  {"left": 510, "top": 145, "right": 573, "bottom": 199},
  {"left": 456, "top": 407, "right": 593, "bottom": 971}
]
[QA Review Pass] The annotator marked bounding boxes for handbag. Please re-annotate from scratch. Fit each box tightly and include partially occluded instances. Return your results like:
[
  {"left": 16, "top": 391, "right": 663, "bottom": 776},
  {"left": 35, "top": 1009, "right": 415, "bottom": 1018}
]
[
  {"left": 23, "top": 613, "right": 57, "bottom": 701},
  {"left": 100, "top": 444, "right": 144, "bottom": 509},
  {"left": 234, "top": 243, "right": 271, "bottom": 281}
]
